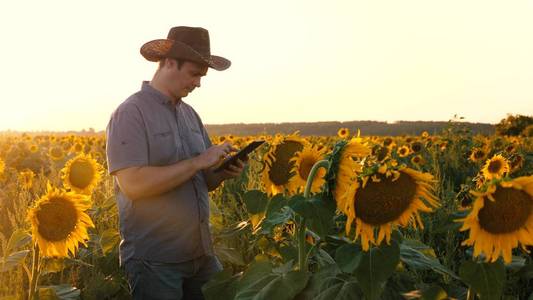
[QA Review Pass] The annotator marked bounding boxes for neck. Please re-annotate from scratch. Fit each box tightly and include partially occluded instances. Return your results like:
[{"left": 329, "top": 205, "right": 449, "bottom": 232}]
[{"left": 150, "top": 72, "right": 181, "bottom": 106}]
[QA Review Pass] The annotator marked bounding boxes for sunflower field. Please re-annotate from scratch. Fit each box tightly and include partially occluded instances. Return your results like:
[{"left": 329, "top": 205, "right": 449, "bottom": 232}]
[{"left": 0, "top": 122, "right": 532, "bottom": 299}]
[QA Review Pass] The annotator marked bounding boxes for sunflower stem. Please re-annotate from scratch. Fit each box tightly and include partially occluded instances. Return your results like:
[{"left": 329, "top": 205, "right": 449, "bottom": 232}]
[
  {"left": 303, "top": 160, "right": 329, "bottom": 198},
  {"left": 27, "top": 242, "right": 40, "bottom": 300},
  {"left": 297, "top": 217, "right": 307, "bottom": 271},
  {"left": 298, "top": 160, "right": 329, "bottom": 271}
]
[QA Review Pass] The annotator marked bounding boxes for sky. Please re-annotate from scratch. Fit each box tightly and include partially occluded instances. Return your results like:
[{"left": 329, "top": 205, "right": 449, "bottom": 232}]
[{"left": 1, "top": 0, "right": 532, "bottom": 132}]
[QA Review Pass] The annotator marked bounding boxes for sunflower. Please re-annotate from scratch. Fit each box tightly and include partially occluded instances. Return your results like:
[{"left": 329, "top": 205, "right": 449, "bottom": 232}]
[
  {"left": 509, "top": 154, "right": 524, "bottom": 173},
  {"left": 288, "top": 144, "right": 328, "bottom": 194},
  {"left": 411, "top": 155, "right": 425, "bottom": 166},
  {"left": 398, "top": 145, "right": 410, "bottom": 157},
  {"left": 469, "top": 147, "right": 487, "bottom": 163},
  {"left": 481, "top": 154, "right": 510, "bottom": 180},
  {"left": 410, "top": 141, "right": 424, "bottom": 153},
  {"left": 382, "top": 137, "right": 393, "bottom": 147},
  {"left": 328, "top": 139, "right": 371, "bottom": 214},
  {"left": 459, "top": 176, "right": 533, "bottom": 263},
  {"left": 18, "top": 169, "right": 35, "bottom": 189},
  {"left": 340, "top": 168, "right": 439, "bottom": 251},
  {"left": 29, "top": 144, "right": 39, "bottom": 153},
  {"left": 337, "top": 128, "right": 350, "bottom": 139},
  {"left": 421, "top": 131, "right": 430, "bottom": 139},
  {"left": 48, "top": 146, "right": 65, "bottom": 161},
  {"left": 372, "top": 145, "right": 391, "bottom": 162},
  {"left": 27, "top": 183, "right": 94, "bottom": 258},
  {"left": 0, "top": 158, "right": 5, "bottom": 175},
  {"left": 262, "top": 135, "right": 307, "bottom": 196},
  {"left": 61, "top": 153, "right": 103, "bottom": 194},
  {"left": 439, "top": 142, "right": 448, "bottom": 152},
  {"left": 71, "top": 142, "right": 84, "bottom": 153}
]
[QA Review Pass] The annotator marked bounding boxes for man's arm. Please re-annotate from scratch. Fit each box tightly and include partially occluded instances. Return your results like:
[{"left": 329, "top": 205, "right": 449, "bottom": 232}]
[{"left": 114, "top": 142, "right": 236, "bottom": 200}]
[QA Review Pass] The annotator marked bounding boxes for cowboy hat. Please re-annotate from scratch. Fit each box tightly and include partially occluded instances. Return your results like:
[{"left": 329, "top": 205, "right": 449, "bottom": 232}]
[{"left": 140, "top": 26, "right": 231, "bottom": 71}]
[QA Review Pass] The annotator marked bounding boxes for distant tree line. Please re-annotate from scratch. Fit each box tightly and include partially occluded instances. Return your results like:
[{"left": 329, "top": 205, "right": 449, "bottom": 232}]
[
  {"left": 205, "top": 120, "right": 495, "bottom": 136},
  {"left": 495, "top": 114, "right": 533, "bottom": 137}
]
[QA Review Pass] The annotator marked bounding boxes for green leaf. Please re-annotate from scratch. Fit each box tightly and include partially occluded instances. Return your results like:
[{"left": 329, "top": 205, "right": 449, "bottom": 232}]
[
  {"left": 235, "top": 261, "right": 309, "bottom": 300},
  {"left": 353, "top": 240, "right": 400, "bottom": 300},
  {"left": 243, "top": 190, "right": 269, "bottom": 214},
  {"left": 254, "top": 271, "right": 309, "bottom": 300},
  {"left": 37, "top": 284, "right": 80, "bottom": 300},
  {"left": 400, "top": 241, "right": 459, "bottom": 280},
  {"left": 203, "top": 269, "right": 239, "bottom": 300},
  {"left": 296, "top": 264, "right": 364, "bottom": 300},
  {"left": 0, "top": 250, "right": 29, "bottom": 272},
  {"left": 518, "top": 261, "right": 533, "bottom": 279},
  {"left": 334, "top": 243, "right": 363, "bottom": 274},
  {"left": 215, "top": 245, "right": 245, "bottom": 266},
  {"left": 505, "top": 256, "right": 526, "bottom": 271},
  {"left": 257, "top": 194, "right": 292, "bottom": 234},
  {"left": 420, "top": 284, "right": 448, "bottom": 300},
  {"left": 289, "top": 195, "right": 334, "bottom": 239},
  {"left": 295, "top": 264, "right": 340, "bottom": 299},
  {"left": 266, "top": 194, "right": 289, "bottom": 218},
  {"left": 279, "top": 245, "right": 298, "bottom": 263},
  {"left": 99, "top": 229, "right": 120, "bottom": 256},
  {"left": 259, "top": 207, "right": 292, "bottom": 234},
  {"left": 459, "top": 260, "right": 505, "bottom": 300},
  {"left": 237, "top": 261, "right": 274, "bottom": 291},
  {"left": 6, "top": 229, "right": 31, "bottom": 254},
  {"left": 315, "top": 249, "right": 336, "bottom": 267},
  {"left": 313, "top": 273, "right": 364, "bottom": 300}
]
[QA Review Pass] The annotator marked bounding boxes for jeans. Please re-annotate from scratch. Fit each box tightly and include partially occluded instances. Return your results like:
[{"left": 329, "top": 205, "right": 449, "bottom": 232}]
[{"left": 124, "top": 255, "right": 223, "bottom": 300}]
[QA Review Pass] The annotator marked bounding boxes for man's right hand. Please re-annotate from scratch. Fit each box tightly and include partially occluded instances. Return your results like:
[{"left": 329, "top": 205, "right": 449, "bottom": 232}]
[{"left": 193, "top": 142, "right": 238, "bottom": 170}]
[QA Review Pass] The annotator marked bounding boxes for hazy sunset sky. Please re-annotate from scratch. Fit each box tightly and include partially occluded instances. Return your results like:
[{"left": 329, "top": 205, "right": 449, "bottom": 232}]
[{"left": 1, "top": 0, "right": 532, "bottom": 131}]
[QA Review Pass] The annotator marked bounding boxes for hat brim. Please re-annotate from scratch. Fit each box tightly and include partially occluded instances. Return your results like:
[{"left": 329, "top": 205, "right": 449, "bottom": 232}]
[{"left": 140, "top": 39, "right": 231, "bottom": 71}]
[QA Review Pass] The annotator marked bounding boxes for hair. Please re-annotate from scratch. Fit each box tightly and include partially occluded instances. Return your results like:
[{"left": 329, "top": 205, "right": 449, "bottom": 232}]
[{"left": 158, "top": 58, "right": 187, "bottom": 70}]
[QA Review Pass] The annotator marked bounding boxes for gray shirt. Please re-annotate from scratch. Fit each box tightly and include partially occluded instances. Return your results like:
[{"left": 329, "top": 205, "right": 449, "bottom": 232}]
[{"left": 106, "top": 81, "right": 214, "bottom": 265}]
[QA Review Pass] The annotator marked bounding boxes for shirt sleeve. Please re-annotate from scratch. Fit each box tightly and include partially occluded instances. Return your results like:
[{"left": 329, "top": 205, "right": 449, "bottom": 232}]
[{"left": 106, "top": 105, "right": 149, "bottom": 175}]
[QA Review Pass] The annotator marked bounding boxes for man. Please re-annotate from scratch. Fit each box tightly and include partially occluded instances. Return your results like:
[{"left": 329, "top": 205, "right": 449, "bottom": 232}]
[{"left": 106, "top": 26, "right": 244, "bottom": 299}]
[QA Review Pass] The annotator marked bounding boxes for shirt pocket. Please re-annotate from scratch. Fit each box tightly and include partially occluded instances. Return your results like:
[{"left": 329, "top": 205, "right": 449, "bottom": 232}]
[
  {"left": 188, "top": 129, "right": 206, "bottom": 157},
  {"left": 149, "top": 130, "right": 179, "bottom": 165}
]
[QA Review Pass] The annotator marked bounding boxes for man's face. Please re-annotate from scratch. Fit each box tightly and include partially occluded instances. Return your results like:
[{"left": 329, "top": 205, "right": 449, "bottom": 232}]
[{"left": 166, "top": 60, "right": 208, "bottom": 99}]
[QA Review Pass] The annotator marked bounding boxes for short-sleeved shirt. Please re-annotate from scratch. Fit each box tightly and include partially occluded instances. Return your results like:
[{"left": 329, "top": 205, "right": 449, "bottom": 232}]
[{"left": 106, "top": 81, "right": 214, "bottom": 265}]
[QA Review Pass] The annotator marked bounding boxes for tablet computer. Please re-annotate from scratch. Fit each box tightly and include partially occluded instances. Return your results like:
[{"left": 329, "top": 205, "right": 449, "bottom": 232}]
[{"left": 213, "top": 140, "right": 265, "bottom": 172}]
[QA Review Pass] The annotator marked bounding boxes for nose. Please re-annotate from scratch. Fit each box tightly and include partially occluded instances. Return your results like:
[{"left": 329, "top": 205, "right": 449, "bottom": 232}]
[{"left": 194, "top": 78, "right": 201, "bottom": 88}]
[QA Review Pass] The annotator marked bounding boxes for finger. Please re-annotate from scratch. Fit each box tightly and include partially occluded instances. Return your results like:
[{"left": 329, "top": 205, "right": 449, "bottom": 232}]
[
  {"left": 222, "top": 169, "right": 240, "bottom": 177},
  {"left": 234, "top": 159, "right": 245, "bottom": 168},
  {"left": 228, "top": 164, "right": 241, "bottom": 172}
]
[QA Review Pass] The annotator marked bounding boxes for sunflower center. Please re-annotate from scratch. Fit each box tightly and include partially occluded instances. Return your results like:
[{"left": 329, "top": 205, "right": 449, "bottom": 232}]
[
  {"left": 268, "top": 141, "right": 304, "bottom": 186},
  {"left": 298, "top": 155, "right": 316, "bottom": 179},
  {"left": 69, "top": 160, "right": 95, "bottom": 189},
  {"left": 411, "top": 142, "right": 422, "bottom": 153},
  {"left": 36, "top": 197, "right": 78, "bottom": 241},
  {"left": 487, "top": 160, "right": 502, "bottom": 174},
  {"left": 355, "top": 172, "right": 417, "bottom": 225},
  {"left": 478, "top": 187, "right": 532, "bottom": 234},
  {"left": 373, "top": 146, "right": 389, "bottom": 162}
]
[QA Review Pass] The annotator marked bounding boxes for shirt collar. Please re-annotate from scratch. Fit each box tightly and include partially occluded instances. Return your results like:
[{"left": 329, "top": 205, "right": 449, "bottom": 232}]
[{"left": 141, "top": 81, "right": 182, "bottom": 108}]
